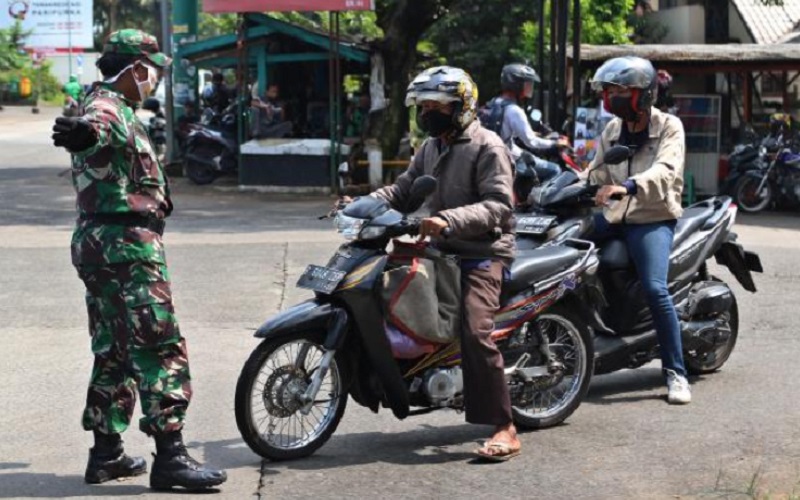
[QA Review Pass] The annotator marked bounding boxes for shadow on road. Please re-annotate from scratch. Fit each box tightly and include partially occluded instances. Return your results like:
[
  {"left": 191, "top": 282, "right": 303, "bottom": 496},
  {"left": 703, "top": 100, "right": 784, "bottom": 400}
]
[
  {"left": 258, "top": 422, "right": 493, "bottom": 474},
  {"left": 585, "top": 367, "right": 671, "bottom": 405},
  {"left": 0, "top": 472, "right": 147, "bottom": 498},
  {"left": 736, "top": 211, "right": 800, "bottom": 231}
]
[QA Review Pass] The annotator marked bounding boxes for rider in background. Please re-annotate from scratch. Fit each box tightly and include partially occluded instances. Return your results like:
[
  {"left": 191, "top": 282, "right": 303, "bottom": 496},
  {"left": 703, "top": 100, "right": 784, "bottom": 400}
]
[
  {"left": 487, "top": 64, "right": 569, "bottom": 187},
  {"left": 585, "top": 56, "right": 692, "bottom": 405},
  {"left": 62, "top": 74, "right": 84, "bottom": 112}
]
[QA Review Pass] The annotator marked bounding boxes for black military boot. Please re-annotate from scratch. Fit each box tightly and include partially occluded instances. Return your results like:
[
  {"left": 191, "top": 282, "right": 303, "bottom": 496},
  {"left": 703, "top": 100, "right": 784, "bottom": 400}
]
[
  {"left": 84, "top": 431, "right": 147, "bottom": 484},
  {"left": 150, "top": 431, "right": 227, "bottom": 491}
]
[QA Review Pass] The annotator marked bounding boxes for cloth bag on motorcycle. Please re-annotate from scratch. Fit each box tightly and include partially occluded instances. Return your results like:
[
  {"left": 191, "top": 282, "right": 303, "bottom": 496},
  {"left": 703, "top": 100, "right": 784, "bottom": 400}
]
[{"left": 381, "top": 241, "right": 461, "bottom": 344}]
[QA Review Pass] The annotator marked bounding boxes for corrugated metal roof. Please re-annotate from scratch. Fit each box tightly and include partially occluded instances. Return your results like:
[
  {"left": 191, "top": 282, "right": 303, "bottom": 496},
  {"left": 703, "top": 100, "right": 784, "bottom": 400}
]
[{"left": 730, "top": 0, "right": 800, "bottom": 44}]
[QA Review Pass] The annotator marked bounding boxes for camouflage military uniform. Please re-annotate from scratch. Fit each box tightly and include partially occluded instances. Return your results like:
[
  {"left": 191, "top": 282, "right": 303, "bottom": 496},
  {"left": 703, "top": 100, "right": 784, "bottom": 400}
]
[{"left": 71, "top": 30, "right": 189, "bottom": 437}]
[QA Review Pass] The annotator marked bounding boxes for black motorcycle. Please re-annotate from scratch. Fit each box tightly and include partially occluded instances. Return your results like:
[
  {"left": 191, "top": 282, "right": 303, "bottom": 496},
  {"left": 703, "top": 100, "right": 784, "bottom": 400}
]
[
  {"left": 235, "top": 177, "right": 608, "bottom": 460},
  {"left": 142, "top": 97, "right": 167, "bottom": 162},
  {"left": 184, "top": 103, "right": 240, "bottom": 185},
  {"left": 734, "top": 146, "right": 800, "bottom": 213},
  {"left": 515, "top": 145, "right": 762, "bottom": 376}
]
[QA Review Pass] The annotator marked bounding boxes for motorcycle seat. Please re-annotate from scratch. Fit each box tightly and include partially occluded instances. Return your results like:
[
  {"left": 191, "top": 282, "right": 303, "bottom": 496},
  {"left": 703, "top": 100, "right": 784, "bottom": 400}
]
[
  {"left": 505, "top": 246, "right": 582, "bottom": 297},
  {"left": 599, "top": 205, "right": 716, "bottom": 270},
  {"left": 673, "top": 206, "right": 715, "bottom": 248}
]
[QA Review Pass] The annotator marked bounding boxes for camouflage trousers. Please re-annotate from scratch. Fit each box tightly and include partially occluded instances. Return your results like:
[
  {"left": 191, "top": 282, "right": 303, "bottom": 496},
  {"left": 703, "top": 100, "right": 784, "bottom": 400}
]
[{"left": 76, "top": 261, "right": 192, "bottom": 436}]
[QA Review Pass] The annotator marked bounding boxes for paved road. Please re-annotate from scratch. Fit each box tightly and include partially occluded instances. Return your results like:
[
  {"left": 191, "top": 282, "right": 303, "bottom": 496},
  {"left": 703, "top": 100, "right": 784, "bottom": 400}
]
[{"left": 1, "top": 106, "right": 798, "bottom": 499}]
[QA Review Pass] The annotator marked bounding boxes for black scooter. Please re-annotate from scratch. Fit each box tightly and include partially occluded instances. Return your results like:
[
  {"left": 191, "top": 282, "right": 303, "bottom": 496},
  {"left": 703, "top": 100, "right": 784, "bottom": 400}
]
[
  {"left": 183, "top": 103, "right": 240, "bottom": 185},
  {"left": 515, "top": 145, "right": 763, "bottom": 375}
]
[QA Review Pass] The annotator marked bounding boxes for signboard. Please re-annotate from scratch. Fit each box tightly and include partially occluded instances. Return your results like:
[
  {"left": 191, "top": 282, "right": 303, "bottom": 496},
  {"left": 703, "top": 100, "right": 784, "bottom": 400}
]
[
  {"left": 573, "top": 103, "right": 614, "bottom": 169},
  {"left": 0, "top": 0, "right": 94, "bottom": 49},
  {"left": 203, "top": 0, "right": 375, "bottom": 13}
]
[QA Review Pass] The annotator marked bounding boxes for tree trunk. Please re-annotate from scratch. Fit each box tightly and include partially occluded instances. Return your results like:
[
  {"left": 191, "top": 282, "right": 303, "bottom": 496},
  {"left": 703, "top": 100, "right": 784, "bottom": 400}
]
[
  {"left": 375, "top": 0, "right": 453, "bottom": 158},
  {"left": 109, "top": 1, "right": 119, "bottom": 34}
]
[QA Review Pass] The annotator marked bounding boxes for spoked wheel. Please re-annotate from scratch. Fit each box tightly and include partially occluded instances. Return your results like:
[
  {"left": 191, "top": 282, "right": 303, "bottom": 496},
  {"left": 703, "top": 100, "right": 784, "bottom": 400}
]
[
  {"left": 505, "top": 304, "right": 594, "bottom": 429},
  {"left": 735, "top": 176, "right": 772, "bottom": 213},
  {"left": 685, "top": 289, "right": 739, "bottom": 375},
  {"left": 235, "top": 332, "right": 348, "bottom": 461}
]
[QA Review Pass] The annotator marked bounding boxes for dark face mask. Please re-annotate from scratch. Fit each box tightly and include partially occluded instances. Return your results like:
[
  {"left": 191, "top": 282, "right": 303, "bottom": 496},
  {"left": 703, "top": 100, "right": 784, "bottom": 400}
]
[
  {"left": 418, "top": 110, "right": 454, "bottom": 137},
  {"left": 607, "top": 95, "right": 639, "bottom": 122}
]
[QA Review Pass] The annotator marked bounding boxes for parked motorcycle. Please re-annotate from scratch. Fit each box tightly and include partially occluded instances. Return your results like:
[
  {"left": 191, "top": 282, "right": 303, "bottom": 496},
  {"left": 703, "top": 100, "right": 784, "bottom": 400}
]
[
  {"left": 515, "top": 145, "right": 762, "bottom": 378},
  {"left": 235, "top": 176, "right": 604, "bottom": 460},
  {"left": 141, "top": 97, "right": 167, "bottom": 162},
  {"left": 183, "top": 102, "right": 240, "bottom": 185},
  {"left": 734, "top": 146, "right": 800, "bottom": 213}
]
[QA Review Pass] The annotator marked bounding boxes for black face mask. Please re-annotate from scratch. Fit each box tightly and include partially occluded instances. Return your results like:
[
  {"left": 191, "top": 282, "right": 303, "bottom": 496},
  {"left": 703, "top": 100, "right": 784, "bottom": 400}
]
[
  {"left": 418, "top": 110, "right": 455, "bottom": 137},
  {"left": 608, "top": 95, "right": 639, "bottom": 122}
]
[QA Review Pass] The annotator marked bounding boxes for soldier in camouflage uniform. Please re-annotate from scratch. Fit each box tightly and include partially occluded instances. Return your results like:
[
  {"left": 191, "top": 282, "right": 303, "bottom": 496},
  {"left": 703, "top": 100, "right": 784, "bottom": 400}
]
[{"left": 51, "top": 29, "right": 227, "bottom": 491}]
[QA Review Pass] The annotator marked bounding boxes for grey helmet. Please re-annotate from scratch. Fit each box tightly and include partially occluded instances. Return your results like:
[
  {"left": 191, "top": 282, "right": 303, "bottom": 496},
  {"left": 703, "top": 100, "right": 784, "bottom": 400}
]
[
  {"left": 590, "top": 56, "right": 658, "bottom": 112},
  {"left": 405, "top": 66, "right": 479, "bottom": 130},
  {"left": 501, "top": 63, "right": 540, "bottom": 94}
]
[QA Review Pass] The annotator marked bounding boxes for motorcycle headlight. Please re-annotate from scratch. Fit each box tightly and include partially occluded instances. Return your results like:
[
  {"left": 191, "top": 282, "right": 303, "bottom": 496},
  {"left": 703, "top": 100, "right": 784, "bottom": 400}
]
[
  {"left": 334, "top": 214, "right": 365, "bottom": 240},
  {"left": 359, "top": 224, "right": 386, "bottom": 240}
]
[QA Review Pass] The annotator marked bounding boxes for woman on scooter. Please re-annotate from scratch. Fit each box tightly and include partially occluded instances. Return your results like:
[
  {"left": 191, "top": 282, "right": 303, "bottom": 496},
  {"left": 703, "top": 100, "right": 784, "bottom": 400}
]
[{"left": 585, "top": 56, "right": 692, "bottom": 404}]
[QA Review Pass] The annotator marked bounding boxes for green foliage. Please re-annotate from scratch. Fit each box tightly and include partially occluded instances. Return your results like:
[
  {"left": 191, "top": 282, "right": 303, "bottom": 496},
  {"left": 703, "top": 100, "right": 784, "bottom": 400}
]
[
  {"left": 426, "top": 0, "right": 634, "bottom": 100},
  {"left": 0, "top": 21, "right": 28, "bottom": 72},
  {"left": 0, "top": 22, "right": 61, "bottom": 103},
  {"left": 197, "top": 10, "right": 382, "bottom": 40}
]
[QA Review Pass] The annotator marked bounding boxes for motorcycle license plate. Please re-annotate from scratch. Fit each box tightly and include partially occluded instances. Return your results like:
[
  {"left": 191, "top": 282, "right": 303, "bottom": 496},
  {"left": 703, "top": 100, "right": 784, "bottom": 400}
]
[
  {"left": 297, "top": 265, "right": 347, "bottom": 294},
  {"left": 516, "top": 215, "right": 557, "bottom": 235}
]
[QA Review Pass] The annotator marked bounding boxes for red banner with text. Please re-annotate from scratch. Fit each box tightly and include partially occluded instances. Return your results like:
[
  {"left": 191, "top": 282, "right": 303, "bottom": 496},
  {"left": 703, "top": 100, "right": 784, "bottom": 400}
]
[{"left": 203, "top": 0, "right": 374, "bottom": 12}]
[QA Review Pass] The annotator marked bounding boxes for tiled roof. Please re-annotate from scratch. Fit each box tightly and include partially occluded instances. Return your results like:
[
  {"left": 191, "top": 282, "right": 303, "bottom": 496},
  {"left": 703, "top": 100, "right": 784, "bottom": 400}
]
[{"left": 730, "top": 0, "right": 800, "bottom": 44}]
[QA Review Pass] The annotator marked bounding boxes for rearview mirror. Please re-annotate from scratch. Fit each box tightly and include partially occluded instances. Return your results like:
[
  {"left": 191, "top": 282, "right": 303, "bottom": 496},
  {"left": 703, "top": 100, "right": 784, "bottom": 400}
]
[
  {"left": 602, "top": 145, "right": 632, "bottom": 165},
  {"left": 530, "top": 109, "right": 542, "bottom": 123},
  {"left": 405, "top": 175, "right": 437, "bottom": 213}
]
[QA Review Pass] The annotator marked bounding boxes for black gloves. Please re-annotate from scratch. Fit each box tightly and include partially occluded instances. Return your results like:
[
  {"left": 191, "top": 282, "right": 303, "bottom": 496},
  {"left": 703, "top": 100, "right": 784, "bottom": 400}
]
[{"left": 52, "top": 117, "right": 98, "bottom": 152}]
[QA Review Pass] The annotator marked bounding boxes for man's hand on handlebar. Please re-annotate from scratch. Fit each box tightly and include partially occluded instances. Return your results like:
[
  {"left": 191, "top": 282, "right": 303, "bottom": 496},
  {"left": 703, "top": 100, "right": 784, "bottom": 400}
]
[
  {"left": 594, "top": 185, "right": 627, "bottom": 207},
  {"left": 417, "top": 216, "right": 449, "bottom": 241},
  {"left": 556, "top": 137, "right": 571, "bottom": 149}
]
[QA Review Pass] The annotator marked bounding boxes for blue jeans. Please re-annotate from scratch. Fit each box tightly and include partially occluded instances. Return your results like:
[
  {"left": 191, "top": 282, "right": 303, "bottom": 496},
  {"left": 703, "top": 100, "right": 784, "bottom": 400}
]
[
  {"left": 515, "top": 154, "right": 560, "bottom": 184},
  {"left": 591, "top": 213, "right": 687, "bottom": 377}
]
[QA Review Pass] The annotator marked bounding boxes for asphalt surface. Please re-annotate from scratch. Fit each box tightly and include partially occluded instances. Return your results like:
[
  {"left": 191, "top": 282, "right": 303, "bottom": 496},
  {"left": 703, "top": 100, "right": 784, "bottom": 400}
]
[{"left": 0, "top": 106, "right": 798, "bottom": 500}]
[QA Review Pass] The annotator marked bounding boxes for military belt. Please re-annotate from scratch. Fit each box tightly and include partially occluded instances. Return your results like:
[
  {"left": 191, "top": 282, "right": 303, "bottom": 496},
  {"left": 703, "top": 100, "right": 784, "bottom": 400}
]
[{"left": 80, "top": 213, "right": 166, "bottom": 236}]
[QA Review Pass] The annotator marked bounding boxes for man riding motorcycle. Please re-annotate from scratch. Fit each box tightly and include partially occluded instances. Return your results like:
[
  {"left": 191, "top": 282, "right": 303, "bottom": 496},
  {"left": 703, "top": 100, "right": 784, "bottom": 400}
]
[
  {"left": 370, "top": 66, "right": 521, "bottom": 461},
  {"left": 486, "top": 64, "right": 568, "bottom": 194}
]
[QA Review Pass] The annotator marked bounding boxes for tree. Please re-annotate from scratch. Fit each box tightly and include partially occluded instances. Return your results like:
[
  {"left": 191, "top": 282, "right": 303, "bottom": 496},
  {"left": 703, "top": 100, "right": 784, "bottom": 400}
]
[
  {"left": 94, "top": 0, "right": 160, "bottom": 50},
  {"left": 0, "top": 22, "right": 28, "bottom": 72},
  {"left": 374, "top": 0, "right": 455, "bottom": 156}
]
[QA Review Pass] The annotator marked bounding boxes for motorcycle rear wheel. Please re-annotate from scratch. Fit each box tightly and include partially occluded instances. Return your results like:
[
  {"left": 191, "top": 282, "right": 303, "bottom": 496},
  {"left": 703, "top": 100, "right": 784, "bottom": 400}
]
[
  {"left": 235, "top": 332, "right": 349, "bottom": 461},
  {"left": 508, "top": 304, "right": 594, "bottom": 429},
  {"left": 684, "top": 287, "right": 739, "bottom": 375},
  {"left": 185, "top": 159, "right": 219, "bottom": 185},
  {"left": 735, "top": 176, "right": 772, "bottom": 213}
]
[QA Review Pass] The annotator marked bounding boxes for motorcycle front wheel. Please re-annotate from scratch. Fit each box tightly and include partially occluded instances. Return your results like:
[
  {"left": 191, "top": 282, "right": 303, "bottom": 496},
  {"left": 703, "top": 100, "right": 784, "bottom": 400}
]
[
  {"left": 505, "top": 303, "right": 594, "bottom": 429},
  {"left": 235, "top": 331, "right": 349, "bottom": 461},
  {"left": 735, "top": 176, "right": 772, "bottom": 213}
]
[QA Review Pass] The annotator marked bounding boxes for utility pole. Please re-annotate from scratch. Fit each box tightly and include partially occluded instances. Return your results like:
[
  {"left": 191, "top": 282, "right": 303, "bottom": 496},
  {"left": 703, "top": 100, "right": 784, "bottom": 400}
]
[
  {"left": 160, "top": 0, "right": 175, "bottom": 163},
  {"left": 67, "top": 0, "right": 73, "bottom": 77}
]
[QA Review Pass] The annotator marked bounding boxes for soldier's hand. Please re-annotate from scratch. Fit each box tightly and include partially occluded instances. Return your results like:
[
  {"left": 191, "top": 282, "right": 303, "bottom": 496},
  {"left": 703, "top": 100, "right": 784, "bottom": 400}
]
[{"left": 52, "top": 117, "right": 97, "bottom": 152}]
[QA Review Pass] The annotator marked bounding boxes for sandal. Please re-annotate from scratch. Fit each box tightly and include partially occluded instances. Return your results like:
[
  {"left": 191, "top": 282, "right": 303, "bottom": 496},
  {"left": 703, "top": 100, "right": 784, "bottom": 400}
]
[{"left": 474, "top": 440, "right": 521, "bottom": 462}]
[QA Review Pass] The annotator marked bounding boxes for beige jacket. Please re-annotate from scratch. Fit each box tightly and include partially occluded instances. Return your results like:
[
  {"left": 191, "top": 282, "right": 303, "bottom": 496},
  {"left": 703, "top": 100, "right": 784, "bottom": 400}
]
[
  {"left": 586, "top": 107, "right": 685, "bottom": 224},
  {"left": 373, "top": 121, "right": 516, "bottom": 261}
]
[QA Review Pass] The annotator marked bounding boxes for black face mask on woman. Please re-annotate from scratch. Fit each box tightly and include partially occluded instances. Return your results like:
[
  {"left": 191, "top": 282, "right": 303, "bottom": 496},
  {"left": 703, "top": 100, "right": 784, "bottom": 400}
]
[
  {"left": 418, "top": 110, "right": 455, "bottom": 137},
  {"left": 607, "top": 95, "right": 639, "bottom": 122}
]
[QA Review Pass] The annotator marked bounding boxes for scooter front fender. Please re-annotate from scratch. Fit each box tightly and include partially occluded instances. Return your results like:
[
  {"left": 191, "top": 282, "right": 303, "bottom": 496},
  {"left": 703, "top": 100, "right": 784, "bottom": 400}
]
[{"left": 254, "top": 299, "right": 348, "bottom": 350}]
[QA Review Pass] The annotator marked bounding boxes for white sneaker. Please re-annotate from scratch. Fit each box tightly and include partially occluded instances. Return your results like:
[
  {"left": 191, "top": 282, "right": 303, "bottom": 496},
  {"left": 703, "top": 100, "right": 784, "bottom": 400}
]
[{"left": 666, "top": 369, "right": 692, "bottom": 405}]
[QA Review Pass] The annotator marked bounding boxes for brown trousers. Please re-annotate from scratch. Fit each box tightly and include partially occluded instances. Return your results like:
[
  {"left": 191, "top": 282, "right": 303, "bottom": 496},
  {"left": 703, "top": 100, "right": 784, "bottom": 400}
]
[{"left": 460, "top": 260, "right": 513, "bottom": 426}]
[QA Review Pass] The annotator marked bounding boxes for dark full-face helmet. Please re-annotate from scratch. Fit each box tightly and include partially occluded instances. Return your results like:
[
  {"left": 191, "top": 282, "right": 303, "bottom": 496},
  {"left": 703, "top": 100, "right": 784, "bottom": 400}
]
[
  {"left": 405, "top": 66, "right": 479, "bottom": 130},
  {"left": 591, "top": 56, "right": 658, "bottom": 115},
  {"left": 501, "top": 63, "right": 540, "bottom": 95}
]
